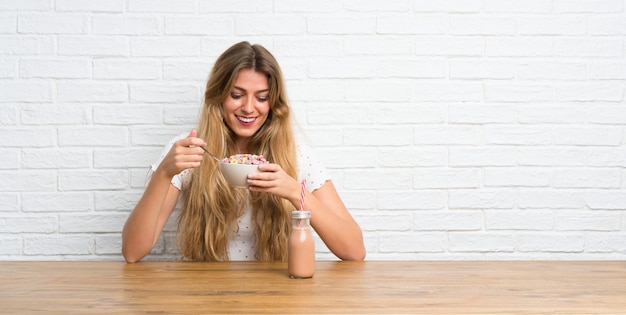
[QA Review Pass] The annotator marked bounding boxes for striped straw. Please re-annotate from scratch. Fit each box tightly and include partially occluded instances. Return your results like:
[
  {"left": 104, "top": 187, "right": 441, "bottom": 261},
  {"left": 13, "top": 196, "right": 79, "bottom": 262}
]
[{"left": 299, "top": 179, "right": 306, "bottom": 212}]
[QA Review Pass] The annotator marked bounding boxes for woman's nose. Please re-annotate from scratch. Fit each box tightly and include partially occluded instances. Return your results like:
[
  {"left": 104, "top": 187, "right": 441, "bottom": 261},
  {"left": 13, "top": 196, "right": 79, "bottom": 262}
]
[{"left": 241, "top": 96, "right": 253, "bottom": 113}]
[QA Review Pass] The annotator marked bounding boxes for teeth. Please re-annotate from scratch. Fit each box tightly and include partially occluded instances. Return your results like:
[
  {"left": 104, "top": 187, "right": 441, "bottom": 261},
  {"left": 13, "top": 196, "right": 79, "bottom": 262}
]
[{"left": 238, "top": 116, "right": 255, "bottom": 123}]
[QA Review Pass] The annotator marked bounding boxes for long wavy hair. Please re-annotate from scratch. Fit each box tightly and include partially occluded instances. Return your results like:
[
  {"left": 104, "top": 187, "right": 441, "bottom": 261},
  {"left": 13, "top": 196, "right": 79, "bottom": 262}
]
[{"left": 177, "top": 41, "right": 297, "bottom": 261}]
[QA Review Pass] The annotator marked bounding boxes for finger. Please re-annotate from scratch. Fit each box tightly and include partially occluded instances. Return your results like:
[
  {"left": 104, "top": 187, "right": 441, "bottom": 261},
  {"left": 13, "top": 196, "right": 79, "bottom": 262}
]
[{"left": 188, "top": 128, "right": 197, "bottom": 138}]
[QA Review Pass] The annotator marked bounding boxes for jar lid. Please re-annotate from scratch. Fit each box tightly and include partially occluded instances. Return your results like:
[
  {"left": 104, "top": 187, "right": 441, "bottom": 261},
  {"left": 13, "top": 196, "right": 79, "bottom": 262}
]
[{"left": 291, "top": 210, "right": 311, "bottom": 219}]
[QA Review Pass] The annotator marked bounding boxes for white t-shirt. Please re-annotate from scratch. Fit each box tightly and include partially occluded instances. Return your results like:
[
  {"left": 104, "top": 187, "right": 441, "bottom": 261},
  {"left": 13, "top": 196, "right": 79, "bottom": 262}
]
[{"left": 149, "top": 133, "right": 330, "bottom": 260}]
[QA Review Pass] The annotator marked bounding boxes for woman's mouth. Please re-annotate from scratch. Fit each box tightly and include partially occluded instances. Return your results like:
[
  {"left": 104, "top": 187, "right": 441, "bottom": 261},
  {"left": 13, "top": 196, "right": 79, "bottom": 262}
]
[{"left": 236, "top": 115, "right": 256, "bottom": 124}]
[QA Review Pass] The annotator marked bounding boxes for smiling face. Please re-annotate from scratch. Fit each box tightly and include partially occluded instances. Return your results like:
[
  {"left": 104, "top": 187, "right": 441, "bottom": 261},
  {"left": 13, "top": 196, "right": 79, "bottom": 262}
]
[{"left": 222, "top": 68, "right": 271, "bottom": 153}]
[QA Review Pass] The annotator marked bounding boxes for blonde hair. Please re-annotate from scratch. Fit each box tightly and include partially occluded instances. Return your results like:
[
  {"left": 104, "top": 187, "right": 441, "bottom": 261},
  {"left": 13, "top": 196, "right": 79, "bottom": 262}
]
[{"left": 177, "top": 41, "right": 297, "bottom": 261}]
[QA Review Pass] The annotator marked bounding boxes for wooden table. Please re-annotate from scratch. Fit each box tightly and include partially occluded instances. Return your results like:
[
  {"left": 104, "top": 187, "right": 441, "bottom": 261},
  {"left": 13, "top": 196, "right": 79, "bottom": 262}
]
[{"left": 1, "top": 261, "right": 625, "bottom": 314}]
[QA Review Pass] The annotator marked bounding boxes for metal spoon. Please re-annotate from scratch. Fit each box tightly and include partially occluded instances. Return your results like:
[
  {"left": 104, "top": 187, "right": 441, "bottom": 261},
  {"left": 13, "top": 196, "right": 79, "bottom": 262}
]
[{"left": 199, "top": 145, "right": 221, "bottom": 162}]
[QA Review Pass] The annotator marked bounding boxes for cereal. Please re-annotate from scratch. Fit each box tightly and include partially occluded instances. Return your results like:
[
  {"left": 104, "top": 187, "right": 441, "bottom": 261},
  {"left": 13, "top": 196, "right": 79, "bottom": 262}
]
[{"left": 221, "top": 154, "right": 268, "bottom": 165}]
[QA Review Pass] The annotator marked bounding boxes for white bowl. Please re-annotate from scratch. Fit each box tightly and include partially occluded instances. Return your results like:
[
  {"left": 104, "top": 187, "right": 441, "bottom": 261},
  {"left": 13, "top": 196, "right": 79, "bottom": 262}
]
[{"left": 219, "top": 162, "right": 261, "bottom": 188}]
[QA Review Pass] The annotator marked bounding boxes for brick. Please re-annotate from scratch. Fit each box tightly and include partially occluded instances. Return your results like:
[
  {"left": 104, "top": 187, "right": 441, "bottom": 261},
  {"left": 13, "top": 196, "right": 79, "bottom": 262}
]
[
  {"left": 555, "top": 38, "right": 623, "bottom": 57},
  {"left": 58, "top": 169, "right": 128, "bottom": 191},
  {"left": 485, "top": 210, "right": 554, "bottom": 230},
  {"left": 0, "top": 236, "right": 21, "bottom": 254},
  {"left": 0, "top": 215, "right": 57, "bottom": 233},
  {"left": 345, "top": 80, "right": 410, "bottom": 102},
  {"left": 308, "top": 57, "right": 376, "bottom": 79},
  {"left": 450, "top": 59, "right": 515, "bottom": 79},
  {"left": 60, "top": 213, "right": 127, "bottom": 232},
  {"left": 21, "top": 104, "right": 90, "bottom": 125},
  {"left": 520, "top": 16, "right": 586, "bottom": 35},
  {"left": 21, "top": 192, "right": 92, "bottom": 212},
  {"left": 345, "top": 38, "right": 414, "bottom": 55},
  {"left": 0, "top": 106, "right": 17, "bottom": 124},
  {"left": 555, "top": 0, "right": 624, "bottom": 13},
  {"left": 378, "top": 191, "right": 446, "bottom": 210},
  {"left": 553, "top": 169, "right": 621, "bottom": 188},
  {"left": 518, "top": 190, "right": 585, "bottom": 209},
  {"left": 377, "top": 15, "right": 446, "bottom": 34},
  {"left": 163, "top": 61, "right": 212, "bottom": 81},
  {"left": 585, "top": 191, "right": 626, "bottom": 210},
  {"left": 449, "top": 233, "right": 516, "bottom": 252},
  {"left": 379, "top": 103, "right": 445, "bottom": 124},
  {"left": 131, "top": 127, "right": 184, "bottom": 146},
  {"left": 0, "top": 150, "right": 18, "bottom": 169},
  {"left": 554, "top": 127, "right": 622, "bottom": 146},
  {"left": 21, "top": 148, "right": 91, "bottom": 169},
  {"left": 0, "top": 0, "right": 50, "bottom": 11},
  {"left": 94, "top": 105, "right": 161, "bottom": 125},
  {"left": 588, "top": 15, "right": 626, "bottom": 35},
  {"left": 412, "top": 81, "right": 482, "bottom": 102},
  {"left": 415, "top": 36, "right": 484, "bottom": 56},
  {"left": 308, "top": 16, "right": 375, "bottom": 35},
  {"left": 57, "top": 81, "right": 128, "bottom": 102},
  {"left": 344, "top": 128, "right": 412, "bottom": 146},
  {"left": 316, "top": 147, "right": 377, "bottom": 168},
  {"left": 414, "top": 126, "right": 481, "bottom": 145},
  {"left": 0, "top": 15, "right": 15, "bottom": 33},
  {"left": 0, "top": 193, "right": 19, "bottom": 211},
  {"left": 339, "top": 191, "right": 376, "bottom": 210},
  {"left": 274, "top": 0, "right": 341, "bottom": 12},
  {"left": 58, "top": 36, "right": 128, "bottom": 56},
  {"left": 235, "top": 15, "right": 305, "bottom": 35},
  {"left": 449, "top": 190, "right": 516, "bottom": 209},
  {"left": 273, "top": 38, "right": 342, "bottom": 57},
  {"left": 484, "top": 168, "right": 551, "bottom": 187},
  {"left": 165, "top": 16, "right": 231, "bottom": 35},
  {"left": 450, "top": 148, "right": 517, "bottom": 167},
  {"left": 94, "top": 148, "right": 161, "bottom": 168},
  {"left": 301, "top": 129, "right": 343, "bottom": 147},
  {"left": 95, "top": 234, "right": 122, "bottom": 255},
  {"left": 518, "top": 61, "right": 586, "bottom": 80},
  {"left": 308, "top": 102, "right": 376, "bottom": 125},
  {"left": 20, "top": 58, "right": 90, "bottom": 79},
  {"left": 413, "top": 168, "right": 481, "bottom": 189},
  {"left": 588, "top": 62, "right": 626, "bottom": 80},
  {"left": 0, "top": 57, "right": 17, "bottom": 77},
  {"left": 518, "top": 104, "right": 587, "bottom": 124},
  {"left": 586, "top": 234, "right": 626, "bottom": 252},
  {"left": 412, "top": 0, "right": 481, "bottom": 12},
  {"left": 518, "top": 234, "right": 584, "bottom": 252},
  {"left": 0, "top": 80, "right": 52, "bottom": 102},
  {"left": 378, "top": 147, "right": 447, "bottom": 167},
  {"left": 485, "top": 0, "right": 552, "bottom": 12},
  {"left": 95, "top": 191, "right": 141, "bottom": 211},
  {"left": 519, "top": 147, "right": 587, "bottom": 166},
  {"left": 555, "top": 211, "right": 621, "bottom": 231},
  {"left": 345, "top": 170, "right": 412, "bottom": 190},
  {"left": 450, "top": 16, "right": 517, "bottom": 35},
  {"left": 55, "top": 0, "right": 125, "bottom": 12},
  {"left": 587, "top": 148, "right": 626, "bottom": 167},
  {"left": 486, "top": 37, "right": 553, "bottom": 57},
  {"left": 0, "top": 128, "right": 54, "bottom": 147},
  {"left": 58, "top": 127, "right": 128, "bottom": 147},
  {"left": 379, "top": 233, "right": 445, "bottom": 252},
  {"left": 24, "top": 235, "right": 93, "bottom": 255},
  {"left": 130, "top": 83, "right": 199, "bottom": 103},
  {"left": 485, "top": 126, "right": 552, "bottom": 145},
  {"left": 93, "top": 59, "right": 160, "bottom": 80},
  {"left": 93, "top": 16, "right": 161, "bottom": 35},
  {"left": 18, "top": 14, "right": 88, "bottom": 34},
  {"left": 163, "top": 105, "right": 199, "bottom": 124},
  {"left": 358, "top": 213, "right": 413, "bottom": 231},
  {"left": 378, "top": 59, "right": 447, "bottom": 78},
  {"left": 555, "top": 83, "right": 624, "bottom": 102},
  {"left": 414, "top": 211, "right": 483, "bottom": 231},
  {"left": 485, "top": 83, "right": 553, "bottom": 102},
  {"left": 344, "top": 0, "right": 411, "bottom": 11},
  {"left": 0, "top": 35, "right": 54, "bottom": 54},
  {"left": 449, "top": 103, "right": 516, "bottom": 124},
  {"left": 128, "top": 0, "right": 196, "bottom": 13}
]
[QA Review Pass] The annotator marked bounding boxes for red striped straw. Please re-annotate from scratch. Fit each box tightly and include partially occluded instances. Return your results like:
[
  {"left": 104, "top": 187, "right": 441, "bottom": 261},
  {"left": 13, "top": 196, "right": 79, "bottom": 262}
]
[{"left": 299, "top": 179, "right": 306, "bottom": 212}]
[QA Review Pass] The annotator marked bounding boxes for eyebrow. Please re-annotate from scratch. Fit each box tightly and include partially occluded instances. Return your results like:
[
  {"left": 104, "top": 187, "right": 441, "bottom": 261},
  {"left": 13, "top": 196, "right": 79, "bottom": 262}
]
[{"left": 232, "top": 86, "right": 270, "bottom": 94}]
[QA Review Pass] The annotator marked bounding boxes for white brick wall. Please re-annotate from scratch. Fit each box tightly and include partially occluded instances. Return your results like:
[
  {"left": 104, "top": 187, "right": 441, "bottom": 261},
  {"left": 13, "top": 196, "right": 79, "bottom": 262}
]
[{"left": 1, "top": 0, "right": 625, "bottom": 261}]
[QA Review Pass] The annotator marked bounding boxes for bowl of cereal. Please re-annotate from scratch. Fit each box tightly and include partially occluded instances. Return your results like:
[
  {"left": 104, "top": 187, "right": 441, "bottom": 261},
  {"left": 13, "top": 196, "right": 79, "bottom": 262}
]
[{"left": 219, "top": 154, "right": 269, "bottom": 188}]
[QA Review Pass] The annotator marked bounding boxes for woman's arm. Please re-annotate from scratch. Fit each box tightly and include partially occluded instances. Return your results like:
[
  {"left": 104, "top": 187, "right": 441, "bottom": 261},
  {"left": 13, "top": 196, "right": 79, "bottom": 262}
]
[
  {"left": 248, "top": 164, "right": 366, "bottom": 260},
  {"left": 122, "top": 129, "right": 206, "bottom": 263}
]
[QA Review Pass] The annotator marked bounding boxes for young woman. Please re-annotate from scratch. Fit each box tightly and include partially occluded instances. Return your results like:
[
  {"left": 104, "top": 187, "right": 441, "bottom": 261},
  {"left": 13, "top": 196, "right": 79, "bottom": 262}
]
[{"left": 122, "top": 41, "right": 365, "bottom": 263}]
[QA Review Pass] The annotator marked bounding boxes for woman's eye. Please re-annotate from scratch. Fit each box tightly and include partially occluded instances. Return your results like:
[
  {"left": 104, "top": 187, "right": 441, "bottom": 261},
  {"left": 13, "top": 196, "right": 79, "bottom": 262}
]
[
  {"left": 230, "top": 93, "right": 243, "bottom": 99},
  {"left": 257, "top": 96, "right": 269, "bottom": 102}
]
